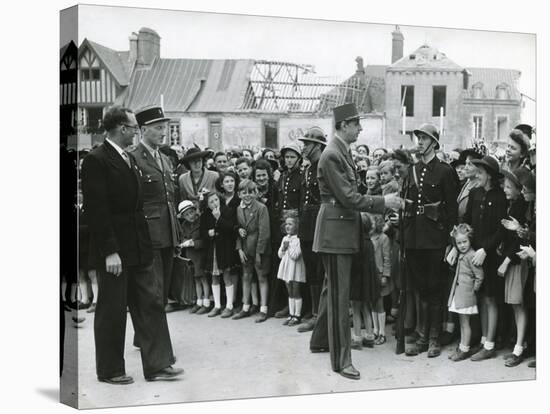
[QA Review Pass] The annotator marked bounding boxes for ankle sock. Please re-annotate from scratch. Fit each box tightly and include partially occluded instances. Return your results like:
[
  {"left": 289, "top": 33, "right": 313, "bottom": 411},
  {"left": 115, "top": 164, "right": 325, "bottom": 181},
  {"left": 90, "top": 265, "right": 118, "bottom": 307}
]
[
  {"left": 260, "top": 305, "right": 268, "bottom": 314},
  {"left": 243, "top": 304, "right": 250, "bottom": 312},
  {"left": 484, "top": 341, "right": 495, "bottom": 351},
  {"left": 481, "top": 336, "right": 487, "bottom": 345},
  {"left": 197, "top": 299, "right": 203, "bottom": 307},
  {"left": 203, "top": 298, "right": 210, "bottom": 308},
  {"left": 459, "top": 343, "right": 470, "bottom": 352},
  {"left": 513, "top": 345, "right": 524, "bottom": 357}
]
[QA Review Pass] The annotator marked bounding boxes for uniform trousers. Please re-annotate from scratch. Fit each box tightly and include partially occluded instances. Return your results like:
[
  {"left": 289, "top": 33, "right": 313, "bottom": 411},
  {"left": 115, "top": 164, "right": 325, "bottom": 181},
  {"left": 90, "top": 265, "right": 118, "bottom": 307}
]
[
  {"left": 405, "top": 248, "right": 446, "bottom": 339},
  {"left": 155, "top": 247, "right": 176, "bottom": 305},
  {"left": 95, "top": 262, "right": 176, "bottom": 379},
  {"left": 302, "top": 240, "right": 324, "bottom": 316},
  {"left": 310, "top": 254, "right": 352, "bottom": 372}
]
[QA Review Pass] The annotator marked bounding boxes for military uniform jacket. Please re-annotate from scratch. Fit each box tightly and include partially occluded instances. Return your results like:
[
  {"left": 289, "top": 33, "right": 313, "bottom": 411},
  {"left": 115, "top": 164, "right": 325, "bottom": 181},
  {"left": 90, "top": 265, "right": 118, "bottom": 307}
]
[
  {"left": 402, "top": 156, "right": 458, "bottom": 250},
  {"left": 299, "top": 161, "right": 321, "bottom": 241},
  {"left": 312, "top": 135, "right": 386, "bottom": 255},
  {"left": 130, "top": 142, "right": 180, "bottom": 249},
  {"left": 81, "top": 140, "right": 153, "bottom": 268},
  {"left": 278, "top": 166, "right": 302, "bottom": 212}
]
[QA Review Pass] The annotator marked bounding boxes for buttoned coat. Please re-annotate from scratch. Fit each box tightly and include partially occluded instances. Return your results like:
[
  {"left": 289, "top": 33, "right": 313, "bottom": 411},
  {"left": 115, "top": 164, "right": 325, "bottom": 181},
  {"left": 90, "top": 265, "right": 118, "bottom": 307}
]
[
  {"left": 130, "top": 142, "right": 179, "bottom": 249},
  {"left": 402, "top": 156, "right": 458, "bottom": 250},
  {"left": 299, "top": 161, "right": 321, "bottom": 242},
  {"left": 236, "top": 199, "right": 271, "bottom": 260},
  {"left": 312, "top": 136, "right": 386, "bottom": 254},
  {"left": 81, "top": 140, "right": 153, "bottom": 268},
  {"left": 447, "top": 250, "right": 484, "bottom": 309},
  {"left": 178, "top": 169, "right": 219, "bottom": 204}
]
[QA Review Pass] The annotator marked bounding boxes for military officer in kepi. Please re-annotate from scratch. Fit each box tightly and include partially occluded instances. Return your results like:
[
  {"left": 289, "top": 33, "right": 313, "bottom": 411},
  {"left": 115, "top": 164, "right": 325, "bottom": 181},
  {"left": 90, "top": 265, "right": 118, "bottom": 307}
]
[
  {"left": 296, "top": 127, "right": 327, "bottom": 333},
  {"left": 130, "top": 106, "right": 182, "bottom": 314},
  {"left": 310, "top": 103, "right": 403, "bottom": 380},
  {"left": 402, "top": 123, "right": 458, "bottom": 358}
]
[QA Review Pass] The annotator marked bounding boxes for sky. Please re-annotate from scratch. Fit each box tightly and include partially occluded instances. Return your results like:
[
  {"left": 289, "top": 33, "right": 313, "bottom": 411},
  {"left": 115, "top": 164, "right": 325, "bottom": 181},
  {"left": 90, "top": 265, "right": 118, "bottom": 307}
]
[{"left": 67, "top": 4, "right": 536, "bottom": 124}]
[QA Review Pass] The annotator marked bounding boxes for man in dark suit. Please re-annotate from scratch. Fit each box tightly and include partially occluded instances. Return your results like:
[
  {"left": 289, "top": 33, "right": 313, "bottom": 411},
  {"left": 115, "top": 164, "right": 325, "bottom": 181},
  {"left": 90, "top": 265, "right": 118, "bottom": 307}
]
[
  {"left": 402, "top": 124, "right": 458, "bottom": 358},
  {"left": 130, "top": 107, "right": 182, "bottom": 313},
  {"left": 81, "top": 106, "right": 183, "bottom": 384},
  {"left": 310, "top": 103, "right": 403, "bottom": 380}
]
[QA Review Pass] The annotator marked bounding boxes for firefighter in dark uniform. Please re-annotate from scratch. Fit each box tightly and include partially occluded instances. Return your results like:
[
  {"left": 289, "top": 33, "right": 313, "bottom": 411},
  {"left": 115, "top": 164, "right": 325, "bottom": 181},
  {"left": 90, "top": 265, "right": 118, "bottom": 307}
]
[
  {"left": 296, "top": 127, "right": 327, "bottom": 332},
  {"left": 130, "top": 107, "right": 182, "bottom": 314},
  {"left": 402, "top": 123, "right": 458, "bottom": 358},
  {"left": 273, "top": 141, "right": 303, "bottom": 318}
]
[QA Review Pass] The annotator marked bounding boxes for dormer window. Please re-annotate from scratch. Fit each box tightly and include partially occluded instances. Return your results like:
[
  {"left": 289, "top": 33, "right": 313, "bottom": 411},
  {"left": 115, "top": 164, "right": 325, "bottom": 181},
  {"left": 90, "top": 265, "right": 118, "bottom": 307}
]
[
  {"left": 496, "top": 83, "right": 510, "bottom": 99},
  {"left": 472, "top": 82, "right": 484, "bottom": 99}
]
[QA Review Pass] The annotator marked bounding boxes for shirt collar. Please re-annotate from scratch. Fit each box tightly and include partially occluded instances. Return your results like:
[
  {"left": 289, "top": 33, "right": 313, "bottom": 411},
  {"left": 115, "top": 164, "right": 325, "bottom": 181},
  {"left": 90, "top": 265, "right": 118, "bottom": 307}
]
[
  {"left": 141, "top": 140, "right": 158, "bottom": 157},
  {"left": 334, "top": 134, "right": 350, "bottom": 150},
  {"left": 105, "top": 138, "right": 127, "bottom": 160}
]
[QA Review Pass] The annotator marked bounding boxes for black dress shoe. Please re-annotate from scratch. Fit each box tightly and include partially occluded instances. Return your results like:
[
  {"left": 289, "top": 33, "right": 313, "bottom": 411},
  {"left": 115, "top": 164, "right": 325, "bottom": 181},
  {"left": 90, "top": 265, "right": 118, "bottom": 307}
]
[
  {"left": 310, "top": 346, "right": 329, "bottom": 353},
  {"left": 145, "top": 366, "right": 184, "bottom": 381},
  {"left": 274, "top": 306, "right": 289, "bottom": 318},
  {"left": 98, "top": 375, "right": 134, "bottom": 385},
  {"left": 339, "top": 365, "right": 360, "bottom": 380}
]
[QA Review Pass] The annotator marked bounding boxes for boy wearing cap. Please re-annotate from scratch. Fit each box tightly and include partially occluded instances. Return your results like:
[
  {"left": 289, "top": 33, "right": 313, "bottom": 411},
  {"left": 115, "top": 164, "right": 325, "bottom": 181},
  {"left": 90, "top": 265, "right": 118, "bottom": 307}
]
[
  {"left": 177, "top": 201, "right": 209, "bottom": 314},
  {"left": 130, "top": 106, "right": 182, "bottom": 313}
]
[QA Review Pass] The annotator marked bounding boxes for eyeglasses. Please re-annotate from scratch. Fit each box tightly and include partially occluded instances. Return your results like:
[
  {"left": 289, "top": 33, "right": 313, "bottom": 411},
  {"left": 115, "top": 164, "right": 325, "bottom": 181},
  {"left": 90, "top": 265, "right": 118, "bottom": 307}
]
[{"left": 121, "top": 124, "right": 140, "bottom": 132}]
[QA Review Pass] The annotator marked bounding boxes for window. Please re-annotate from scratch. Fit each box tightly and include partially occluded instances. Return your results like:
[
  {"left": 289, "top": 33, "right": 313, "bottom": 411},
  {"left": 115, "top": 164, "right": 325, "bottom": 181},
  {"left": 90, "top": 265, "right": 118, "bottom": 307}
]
[
  {"left": 169, "top": 123, "right": 181, "bottom": 146},
  {"left": 473, "top": 116, "right": 483, "bottom": 140},
  {"left": 472, "top": 83, "right": 484, "bottom": 99},
  {"left": 496, "top": 84, "right": 509, "bottom": 100},
  {"left": 400, "top": 130, "right": 415, "bottom": 141},
  {"left": 264, "top": 120, "right": 278, "bottom": 149},
  {"left": 81, "top": 68, "right": 101, "bottom": 81},
  {"left": 432, "top": 86, "right": 446, "bottom": 117},
  {"left": 401, "top": 85, "right": 414, "bottom": 116},
  {"left": 496, "top": 116, "right": 508, "bottom": 141}
]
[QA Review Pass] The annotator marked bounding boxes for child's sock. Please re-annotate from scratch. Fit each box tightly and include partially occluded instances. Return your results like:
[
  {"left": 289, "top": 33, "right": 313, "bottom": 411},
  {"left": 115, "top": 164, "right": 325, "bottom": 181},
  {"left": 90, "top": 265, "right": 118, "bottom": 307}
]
[
  {"left": 484, "top": 341, "right": 495, "bottom": 351},
  {"left": 203, "top": 298, "right": 211, "bottom": 308},
  {"left": 289, "top": 298, "right": 296, "bottom": 317},
  {"left": 481, "top": 336, "right": 487, "bottom": 345},
  {"left": 243, "top": 303, "right": 250, "bottom": 312},
  {"left": 225, "top": 285, "right": 234, "bottom": 309},
  {"left": 513, "top": 344, "right": 524, "bottom": 357},
  {"left": 260, "top": 305, "right": 268, "bottom": 314},
  {"left": 377, "top": 312, "right": 386, "bottom": 336},
  {"left": 459, "top": 343, "right": 470, "bottom": 353},
  {"left": 212, "top": 285, "right": 221, "bottom": 309},
  {"left": 295, "top": 298, "right": 303, "bottom": 317},
  {"left": 196, "top": 299, "right": 203, "bottom": 307},
  {"left": 371, "top": 312, "right": 379, "bottom": 336},
  {"left": 362, "top": 329, "right": 375, "bottom": 341}
]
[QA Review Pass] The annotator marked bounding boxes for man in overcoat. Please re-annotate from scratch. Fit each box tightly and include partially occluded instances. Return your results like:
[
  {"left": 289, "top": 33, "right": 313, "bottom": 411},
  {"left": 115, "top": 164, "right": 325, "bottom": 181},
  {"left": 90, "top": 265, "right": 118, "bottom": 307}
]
[
  {"left": 130, "top": 106, "right": 182, "bottom": 313},
  {"left": 310, "top": 103, "right": 402, "bottom": 380},
  {"left": 81, "top": 106, "right": 183, "bottom": 384},
  {"left": 402, "top": 124, "right": 458, "bottom": 358}
]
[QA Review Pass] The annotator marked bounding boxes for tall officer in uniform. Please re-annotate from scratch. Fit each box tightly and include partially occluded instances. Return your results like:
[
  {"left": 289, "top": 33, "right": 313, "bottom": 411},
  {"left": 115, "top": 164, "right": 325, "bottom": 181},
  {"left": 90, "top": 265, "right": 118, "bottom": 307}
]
[
  {"left": 130, "top": 106, "right": 181, "bottom": 313},
  {"left": 310, "top": 103, "right": 403, "bottom": 380},
  {"left": 296, "top": 127, "right": 327, "bottom": 333},
  {"left": 81, "top": 106, "right": 183, "bottom": 384},
  {"left": 402, "top": 124, "right": 458, "bottom": 358}
]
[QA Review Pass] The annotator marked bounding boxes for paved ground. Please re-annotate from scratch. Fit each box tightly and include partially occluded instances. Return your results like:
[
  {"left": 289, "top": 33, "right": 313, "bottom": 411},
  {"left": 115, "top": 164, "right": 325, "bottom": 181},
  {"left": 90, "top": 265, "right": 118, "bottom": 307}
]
[{"left": 61, "top": 307, "right": 535, "bottom": 409}]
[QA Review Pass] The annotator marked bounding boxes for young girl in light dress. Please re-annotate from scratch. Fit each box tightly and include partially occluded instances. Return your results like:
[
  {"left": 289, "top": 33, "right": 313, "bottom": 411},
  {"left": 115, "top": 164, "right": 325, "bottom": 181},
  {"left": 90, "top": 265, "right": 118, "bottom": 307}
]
[{"left": 277, "top": 215, "right": 306, "bottom": 326}]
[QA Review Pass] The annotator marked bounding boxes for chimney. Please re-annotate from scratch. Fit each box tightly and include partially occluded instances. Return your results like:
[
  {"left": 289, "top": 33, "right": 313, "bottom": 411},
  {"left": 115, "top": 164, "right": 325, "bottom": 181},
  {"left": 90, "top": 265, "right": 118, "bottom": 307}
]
[
  {"left": 355, "top": 56, "right": 365, "bottom": 75},
  {"left": 391, "top": 25, "right": 404, "bottom": 63},
  {"left": 136, "top": 27, "right": 161, "bottom": 66},
  {"left": 129, "top": 32, "right": 138, "bottom": 63},
  {"left": 462, "top": 69, "right": 471, "bottom": 90}
]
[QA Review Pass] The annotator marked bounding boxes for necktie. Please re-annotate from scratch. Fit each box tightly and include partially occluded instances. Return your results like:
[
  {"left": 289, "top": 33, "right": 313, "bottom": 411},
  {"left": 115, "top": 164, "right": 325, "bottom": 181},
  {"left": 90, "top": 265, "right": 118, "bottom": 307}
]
[
  {"left": 153, "top": 150, "right": 163, "bottom": 170},
  {"left": 121, "top": 151, "right": 131, "bottom": 168}
]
